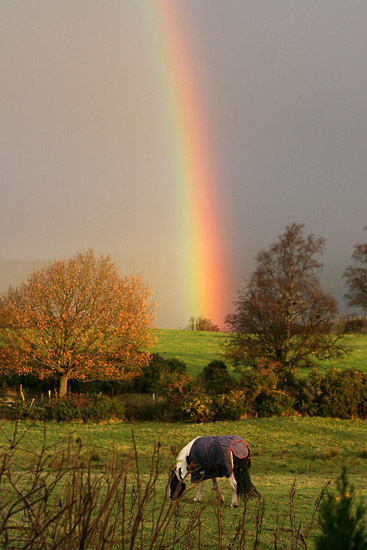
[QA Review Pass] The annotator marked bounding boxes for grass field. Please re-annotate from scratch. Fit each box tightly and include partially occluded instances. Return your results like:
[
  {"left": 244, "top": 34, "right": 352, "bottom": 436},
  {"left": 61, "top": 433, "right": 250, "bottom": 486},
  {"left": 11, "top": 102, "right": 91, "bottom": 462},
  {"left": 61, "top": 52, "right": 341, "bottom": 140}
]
[
  {"left": 2, "top": 417, "right": 366, "bottom": 548},
  {"left": 1, "top": 330, "right": 366, "bottom": 547},
  {"left": 150, "top": 329, "right": 367, "bottom": 378},
  {"left": 150, "top": 329, "right": 225, "bottom": 376}
]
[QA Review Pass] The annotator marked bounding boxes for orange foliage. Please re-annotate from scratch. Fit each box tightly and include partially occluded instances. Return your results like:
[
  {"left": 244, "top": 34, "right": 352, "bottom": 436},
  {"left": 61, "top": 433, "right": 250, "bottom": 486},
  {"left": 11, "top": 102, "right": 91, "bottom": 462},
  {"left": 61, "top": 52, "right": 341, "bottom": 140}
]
[{"left": 0, "top": 250, "right": 156, "bottom": 394}]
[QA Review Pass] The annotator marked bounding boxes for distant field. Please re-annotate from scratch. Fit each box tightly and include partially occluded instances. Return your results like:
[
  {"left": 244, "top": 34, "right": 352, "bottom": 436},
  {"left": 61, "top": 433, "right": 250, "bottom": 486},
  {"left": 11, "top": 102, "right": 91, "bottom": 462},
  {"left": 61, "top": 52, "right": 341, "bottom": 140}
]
[
  {"left": 150, "top": 329, "right": 225, "bottom": 376},
  {"left": 151, "top": 329, "right": 367, "bottom": 378}
]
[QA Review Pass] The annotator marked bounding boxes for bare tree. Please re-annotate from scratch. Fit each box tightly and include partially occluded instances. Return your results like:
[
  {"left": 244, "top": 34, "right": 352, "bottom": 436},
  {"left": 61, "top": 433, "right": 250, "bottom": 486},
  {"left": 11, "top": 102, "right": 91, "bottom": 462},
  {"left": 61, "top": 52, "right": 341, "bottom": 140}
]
[
  {"left": 0, "top": 250, "right": 156, "bottom": 396},
  {"left": 344, "top": 227, "right": 367, "bottom": 315},
  {"left": 225, "top": 223, "right": 346, "bottom": 373}
]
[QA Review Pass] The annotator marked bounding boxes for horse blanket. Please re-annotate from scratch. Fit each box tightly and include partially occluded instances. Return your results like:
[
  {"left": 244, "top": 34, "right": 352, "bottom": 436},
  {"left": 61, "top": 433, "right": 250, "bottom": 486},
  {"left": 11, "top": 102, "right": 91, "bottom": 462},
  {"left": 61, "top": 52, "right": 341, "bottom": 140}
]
[{"left": 187, "top": 435, "right": 250, "bottom": 483}]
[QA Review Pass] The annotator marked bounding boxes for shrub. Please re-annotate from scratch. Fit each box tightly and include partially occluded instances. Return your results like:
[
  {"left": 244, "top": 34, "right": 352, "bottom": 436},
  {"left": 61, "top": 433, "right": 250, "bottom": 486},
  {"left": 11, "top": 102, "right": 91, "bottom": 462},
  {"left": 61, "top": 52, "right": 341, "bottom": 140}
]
[
  {"left": 200, "top": 360, "right": 235, "bottom": 394},
  {"left": 181, "top": 394, "right": 215, "bottom": 423},
  {"left": 18, "top": 394, "right": 126, "bottom": 423},
  {"left": 316, "top": 467, "right": 367, "bottom": 550},
  {"left": 123, "top": 394, "right": 169, "bottom": 421},
  {"left": 298, "top": 369, "right": 324, "bottom": 416},
  {"left": 321, "top": 368, "right": 367, "bottom": 419},
  {"left": 299, "top": 368, "right": 367, "bottom": 419},
  {"left": 133, "top": 354, "right": 188, "bottom": 396},
  {"left": 212, "top": 390, "right": 250, "bottom": 421},
  {"left": 238, "top": 369, "right": 277, "bottom": 398},
  {"left": 254, "top": 389, "right": 295, "bottom": 417},
  {"left": 181, "top": 390, "right": 253, "bottom": 422}
]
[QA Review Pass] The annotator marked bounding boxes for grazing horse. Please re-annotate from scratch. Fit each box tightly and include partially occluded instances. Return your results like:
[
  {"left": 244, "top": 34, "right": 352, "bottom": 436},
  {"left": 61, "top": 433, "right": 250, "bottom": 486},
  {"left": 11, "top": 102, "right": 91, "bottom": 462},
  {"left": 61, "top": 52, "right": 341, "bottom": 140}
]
[{"left": 170, "top": 435, "right": 259, "bottom": 508}]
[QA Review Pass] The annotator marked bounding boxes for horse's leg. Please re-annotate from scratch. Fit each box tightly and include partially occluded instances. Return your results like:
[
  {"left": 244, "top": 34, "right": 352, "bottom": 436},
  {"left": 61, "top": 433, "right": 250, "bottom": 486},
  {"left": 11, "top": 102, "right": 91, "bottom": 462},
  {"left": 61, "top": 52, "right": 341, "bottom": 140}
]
[
  {"left": 194, "top": 482, "right": 203, "bottom": 502},
  {"left": 228, "top": 473, "right": 239, "bottom": 508},
  {"left": 212, "top": 478, "right": 224, "bottom": 503}
]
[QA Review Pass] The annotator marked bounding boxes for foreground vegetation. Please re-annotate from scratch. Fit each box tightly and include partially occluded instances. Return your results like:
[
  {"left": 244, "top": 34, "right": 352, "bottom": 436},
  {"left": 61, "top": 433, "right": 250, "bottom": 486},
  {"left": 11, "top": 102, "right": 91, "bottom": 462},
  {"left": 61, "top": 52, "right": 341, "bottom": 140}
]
[{"left": 0, "top": 418, "right": 366, "bottom": 549}]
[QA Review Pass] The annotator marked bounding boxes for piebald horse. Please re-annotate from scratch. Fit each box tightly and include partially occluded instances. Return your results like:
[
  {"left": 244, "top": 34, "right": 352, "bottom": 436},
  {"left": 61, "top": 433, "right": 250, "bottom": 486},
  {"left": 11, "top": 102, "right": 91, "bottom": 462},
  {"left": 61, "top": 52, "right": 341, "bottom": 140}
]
[{"left": 170, "top": 435, "right": 259, "bottom": 508}]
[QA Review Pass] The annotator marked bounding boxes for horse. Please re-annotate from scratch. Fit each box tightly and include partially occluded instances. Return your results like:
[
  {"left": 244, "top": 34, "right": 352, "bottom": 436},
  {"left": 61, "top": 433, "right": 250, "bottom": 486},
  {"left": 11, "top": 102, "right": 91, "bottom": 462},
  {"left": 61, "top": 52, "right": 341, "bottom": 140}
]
[{"left": 169, "top": 435, "right": 259, "bottom": 508}]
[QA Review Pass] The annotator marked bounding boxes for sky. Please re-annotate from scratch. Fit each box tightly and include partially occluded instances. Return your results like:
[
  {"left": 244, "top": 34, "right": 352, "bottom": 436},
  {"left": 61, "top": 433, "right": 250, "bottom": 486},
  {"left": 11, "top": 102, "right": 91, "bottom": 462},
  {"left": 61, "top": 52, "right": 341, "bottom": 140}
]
[{"left": 1, "top": 0, "right": 366, "bottom": 329}]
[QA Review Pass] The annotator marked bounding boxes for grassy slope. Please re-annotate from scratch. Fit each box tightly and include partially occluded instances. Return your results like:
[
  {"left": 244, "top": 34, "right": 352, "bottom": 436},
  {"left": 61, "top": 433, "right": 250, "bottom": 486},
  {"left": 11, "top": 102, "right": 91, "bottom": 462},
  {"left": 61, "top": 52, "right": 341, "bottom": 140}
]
[
  {"left": 150, "top": 329, "right": 367, "bottom": 378},
  {"left": 1, "top": 418, "right": 366, "bottom": 549},
  {"left": 150, "top": 329, "right": 225, "bottom": 376}
]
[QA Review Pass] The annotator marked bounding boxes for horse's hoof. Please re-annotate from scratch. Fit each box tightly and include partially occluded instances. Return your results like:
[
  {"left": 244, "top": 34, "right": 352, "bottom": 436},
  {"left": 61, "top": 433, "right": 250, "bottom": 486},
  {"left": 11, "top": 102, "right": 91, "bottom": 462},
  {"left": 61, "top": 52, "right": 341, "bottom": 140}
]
[
  {"left": 194, "top": 498, "right": 202, "bottom": 503},
  {"left": 231, "top": 503, "right": 239, "bottom": 509}
]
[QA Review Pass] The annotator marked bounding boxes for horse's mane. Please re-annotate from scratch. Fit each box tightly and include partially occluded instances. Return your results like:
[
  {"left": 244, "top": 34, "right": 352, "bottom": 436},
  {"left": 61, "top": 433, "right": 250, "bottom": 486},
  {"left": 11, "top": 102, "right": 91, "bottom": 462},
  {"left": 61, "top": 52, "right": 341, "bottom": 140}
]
[{"left": 232, "top": 455, "right": 255, "bottom": 499}]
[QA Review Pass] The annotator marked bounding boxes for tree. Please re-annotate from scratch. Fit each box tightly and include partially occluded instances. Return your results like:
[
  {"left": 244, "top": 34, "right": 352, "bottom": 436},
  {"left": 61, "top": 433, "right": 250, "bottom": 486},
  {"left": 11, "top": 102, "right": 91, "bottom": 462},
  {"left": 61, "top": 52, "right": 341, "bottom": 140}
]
[
  {"left": 0, "top": 250, "right": 156, "bottom": 397},
  {"left": 225, "top": 223, "right": 345, "bottom": 373},
  {"left": 344, "top": 227, "right": 367, "bottom": 315},
  {"left": 186, "top": 316, "right": 220, "bottom": 332}
]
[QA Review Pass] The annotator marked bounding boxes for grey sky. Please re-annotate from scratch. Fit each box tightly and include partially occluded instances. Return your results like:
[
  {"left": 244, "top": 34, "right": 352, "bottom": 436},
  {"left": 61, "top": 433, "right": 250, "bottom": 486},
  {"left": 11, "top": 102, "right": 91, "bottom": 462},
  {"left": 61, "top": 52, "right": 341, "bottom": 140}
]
[{"left": 1, "top": 1, "right": 366, "bottom": 328}]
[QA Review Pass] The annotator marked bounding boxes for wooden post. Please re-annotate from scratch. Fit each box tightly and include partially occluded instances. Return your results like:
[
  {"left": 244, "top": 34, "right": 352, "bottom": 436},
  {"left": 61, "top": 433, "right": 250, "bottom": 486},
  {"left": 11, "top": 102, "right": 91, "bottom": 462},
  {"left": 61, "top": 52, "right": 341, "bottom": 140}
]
[{"left": 20, "top": 385, "right": 25, "bottom": 403}]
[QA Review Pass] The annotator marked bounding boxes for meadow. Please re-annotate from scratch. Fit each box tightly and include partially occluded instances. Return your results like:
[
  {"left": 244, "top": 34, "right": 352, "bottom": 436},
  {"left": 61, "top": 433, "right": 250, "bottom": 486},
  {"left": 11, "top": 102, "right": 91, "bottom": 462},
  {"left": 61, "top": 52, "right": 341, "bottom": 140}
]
[
  {"left": 1, "top": 330, "right": 366, "bottom": 547},
  {"left": 150, "top": 329, "right": 367, "bottom": 378},
  {"left": 1, "top": 417, "right": 366, "bottom": 549}
]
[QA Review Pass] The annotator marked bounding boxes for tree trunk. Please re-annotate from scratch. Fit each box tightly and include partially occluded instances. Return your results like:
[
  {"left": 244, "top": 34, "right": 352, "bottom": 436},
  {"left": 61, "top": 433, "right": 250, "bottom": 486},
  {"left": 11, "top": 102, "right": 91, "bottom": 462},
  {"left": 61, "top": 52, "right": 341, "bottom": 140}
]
[{"left": 59, "top": 374, "right": 68, "bottom": 398}]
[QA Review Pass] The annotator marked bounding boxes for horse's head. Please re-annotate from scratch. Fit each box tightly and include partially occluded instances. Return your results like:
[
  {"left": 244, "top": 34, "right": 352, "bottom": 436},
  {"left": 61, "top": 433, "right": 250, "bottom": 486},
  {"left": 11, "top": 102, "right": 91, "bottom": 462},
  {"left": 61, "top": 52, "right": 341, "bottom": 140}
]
[{"left": 169, "top": 467, "right": 186, "bottom": 500}]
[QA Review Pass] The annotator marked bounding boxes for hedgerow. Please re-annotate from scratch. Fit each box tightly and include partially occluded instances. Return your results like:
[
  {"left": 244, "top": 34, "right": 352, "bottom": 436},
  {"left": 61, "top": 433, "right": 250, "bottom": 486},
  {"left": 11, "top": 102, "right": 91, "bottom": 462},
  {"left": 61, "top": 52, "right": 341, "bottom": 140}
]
[{"left": 1, "top": 361, "right": 367, "bottom": 422}]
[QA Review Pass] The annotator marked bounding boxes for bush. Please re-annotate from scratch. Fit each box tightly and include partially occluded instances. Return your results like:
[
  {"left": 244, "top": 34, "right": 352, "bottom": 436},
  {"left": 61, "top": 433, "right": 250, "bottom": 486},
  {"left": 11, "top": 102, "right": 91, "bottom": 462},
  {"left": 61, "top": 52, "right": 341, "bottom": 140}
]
[
  {"left": 181, "top": 390, "right": 253, "bottom": 423},
  {"left": 321, "top": 368, "right": 367, "bottom": 419},
  {"left": 123, "top": 394, "right": 169, "bottom": 421},
  {"left": 181, "top": 394, "right": 215, "bottom": 423},
  {"left": 298, "top": 369, "right": 324, "bottom": 416},
  {"left": 200, "top": 360, "right": 236, "bottom": 394},
  {"left": 212, "top": 390, "right": 250, "bottom": 421},
  {"left": 133, "top": 354, "right": 189, "bottom": 396},
  {"left": 254, "top": 389, "right": 295, "bottom": 417},
  {"left": 316, "top": 467, "right": 367, "bottom": 550},
  {"left": 299, "top": 368, "right": 367, "bottom": 419},
  {"left": 18, "top": 394, "right": 126, "bottom": 423}
]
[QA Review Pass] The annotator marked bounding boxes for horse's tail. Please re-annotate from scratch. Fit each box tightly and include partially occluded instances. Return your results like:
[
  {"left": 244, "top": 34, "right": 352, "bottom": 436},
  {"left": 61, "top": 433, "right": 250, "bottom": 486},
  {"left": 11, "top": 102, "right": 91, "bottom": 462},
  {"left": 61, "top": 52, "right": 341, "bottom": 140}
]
[{"left": 232, "top": 455, "right": 259, "bottom": 500}]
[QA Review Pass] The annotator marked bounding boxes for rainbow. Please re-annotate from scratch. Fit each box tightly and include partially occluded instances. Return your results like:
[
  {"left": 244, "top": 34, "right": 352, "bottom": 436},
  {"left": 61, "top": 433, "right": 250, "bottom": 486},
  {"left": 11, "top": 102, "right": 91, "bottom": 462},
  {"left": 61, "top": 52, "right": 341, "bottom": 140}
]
[{"left": 146, "top": 1, "right": 232, "bottom": 328}]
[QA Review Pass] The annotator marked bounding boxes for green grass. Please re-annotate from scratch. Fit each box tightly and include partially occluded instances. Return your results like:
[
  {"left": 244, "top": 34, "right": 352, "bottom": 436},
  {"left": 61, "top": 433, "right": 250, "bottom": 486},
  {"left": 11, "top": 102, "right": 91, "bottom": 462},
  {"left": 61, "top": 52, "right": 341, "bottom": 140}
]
[
  {"left": 1, "top": 417, "right": 366, "bottom": 549},
  {"left": 311, "top": 333, "right": 367, "bottom": 374},
  {"left": 151, "top": 329, "right": 367, "bottom": 378},
  {"left": 150, "top": 329, "right": 225, "bottom": 376}
]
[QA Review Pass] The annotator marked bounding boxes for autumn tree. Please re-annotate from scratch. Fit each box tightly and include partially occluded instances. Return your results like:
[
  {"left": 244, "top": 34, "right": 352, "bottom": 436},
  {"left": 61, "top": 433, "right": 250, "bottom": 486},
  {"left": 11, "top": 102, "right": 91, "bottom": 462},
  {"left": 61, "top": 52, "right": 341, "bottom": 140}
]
[
  {"left": 0, "top": 250, "right": 156, "bottom": 397},
  {"left": 225, "top": 223, "right": 346, "bottom": 373},
  {"left": 344, "top": 227, "right": 367, "bottom": 315},
  {"left": 186, "top": 316, "right": 220, "bottom": 332}
]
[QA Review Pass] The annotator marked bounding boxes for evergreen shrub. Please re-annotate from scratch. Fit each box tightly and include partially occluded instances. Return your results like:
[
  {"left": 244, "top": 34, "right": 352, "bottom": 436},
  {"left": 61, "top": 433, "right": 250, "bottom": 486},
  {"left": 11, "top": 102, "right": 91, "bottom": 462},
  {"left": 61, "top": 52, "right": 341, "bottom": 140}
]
[
  {"left": 316, "top": 467, "right": 367, "bottom": 550},
  {"left": 200, "top": 360, "right": 236, "bottom": 394}
]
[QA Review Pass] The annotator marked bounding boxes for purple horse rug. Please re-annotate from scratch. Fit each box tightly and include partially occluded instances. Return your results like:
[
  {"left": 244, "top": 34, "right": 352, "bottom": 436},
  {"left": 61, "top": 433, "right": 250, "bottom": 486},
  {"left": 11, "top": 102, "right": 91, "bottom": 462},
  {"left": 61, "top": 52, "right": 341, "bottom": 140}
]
[{"left": 188, "top": 435, "right": 250, "bottom": 483}]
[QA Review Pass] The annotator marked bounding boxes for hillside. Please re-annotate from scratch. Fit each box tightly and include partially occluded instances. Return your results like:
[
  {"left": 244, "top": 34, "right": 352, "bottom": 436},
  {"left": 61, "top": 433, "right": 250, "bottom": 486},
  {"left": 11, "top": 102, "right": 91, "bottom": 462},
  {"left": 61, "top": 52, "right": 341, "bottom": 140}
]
[{"left": 150, "top": 329, "right": 367, "bottom": 378}]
